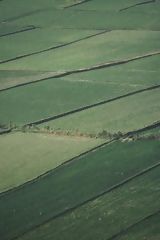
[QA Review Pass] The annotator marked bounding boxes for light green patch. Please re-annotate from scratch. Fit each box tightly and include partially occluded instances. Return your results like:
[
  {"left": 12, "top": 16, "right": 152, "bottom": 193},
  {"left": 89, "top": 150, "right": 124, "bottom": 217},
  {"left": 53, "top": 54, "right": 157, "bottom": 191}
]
[{"left": 0, "top": 132, "right": 103, "bottom": 192}]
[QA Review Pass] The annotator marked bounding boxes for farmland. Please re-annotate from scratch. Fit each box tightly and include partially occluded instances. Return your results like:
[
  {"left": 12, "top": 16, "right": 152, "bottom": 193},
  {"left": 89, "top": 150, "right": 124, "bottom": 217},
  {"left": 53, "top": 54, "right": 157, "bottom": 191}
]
[
  {"left": 0, "top": 140, "right": 160, "bottom": 240},
  {"left": 0, "top": 0, "right": 160, "bottom": 240},
  {"left": 0, "top": 54, "right": 160, "bottom": 125},
  {"left": 1, "top": 30, "right": 160, "bottom": 71},
  {"left": 40, "top": 88, "right": 160, "bottom": 134},
  {"left": 15, "top": 166, "right": 160, "bottom": 240},
  {"left": 0, "top": 132, "right": 103, "bottom": 192},
  {"left": 114, "top": 211, "right": 160, "bottom": 240}
]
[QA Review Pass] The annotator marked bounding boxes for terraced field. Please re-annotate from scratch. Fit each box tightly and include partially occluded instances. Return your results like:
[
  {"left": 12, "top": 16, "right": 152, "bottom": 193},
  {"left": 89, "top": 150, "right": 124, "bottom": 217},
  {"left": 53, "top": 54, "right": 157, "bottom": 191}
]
[{"left": 0, "top": 0, "right": 159, "bottom": 240}]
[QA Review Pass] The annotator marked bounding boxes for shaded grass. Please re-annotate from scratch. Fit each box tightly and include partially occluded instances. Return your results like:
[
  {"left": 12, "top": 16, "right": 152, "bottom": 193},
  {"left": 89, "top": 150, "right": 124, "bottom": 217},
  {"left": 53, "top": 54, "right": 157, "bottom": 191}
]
[
  {"left": 0, "top": 140, "right": 160, "bottom": 240},
  {"left": 17, "top": 164, "right": 160, "bottom": 240},
  {"left": 113, "top": 211, "right": 160, "bottom": 240}
]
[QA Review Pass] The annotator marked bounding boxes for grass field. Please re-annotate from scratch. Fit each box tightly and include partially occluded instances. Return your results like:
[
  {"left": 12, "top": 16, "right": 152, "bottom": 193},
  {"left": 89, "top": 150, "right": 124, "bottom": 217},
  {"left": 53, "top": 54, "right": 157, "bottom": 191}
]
[
  {"left": 0, "top": 132, "right": 103, "bottom": 192},
  {"left": 74, "top": 0, "right": 159, "bottom": 12},
  {"left": 0, "top": 24, "right": 35, "bottom": 37},
  {"left": 0, "top": 1, "right": 160, "bottom": 239},
  {"left": 0, "top": 0, "right": 78, "bottom": 22},
  {"left": 0, "top": 27, "right": 101, "bottom": 61},
  {"left": 114, "top": 211, "right": 160, "bottom": 240},
  {"left": 0, "top": 140, "right": 159, "bottom": 240},
  {"left": 0, "top": 70, "right": 49, "bottom": 90},
  {"left": 61, "top": 54, "right": 160, "bottom": 85},
  {"left": 1, "top": 30, "right": 160, "bottom": 71},
  {"left": 0, "top": 51, "right": 160, "bottom": 89},
  {"left": 16, "top": 165, "right": 160, "bottom": 240},
  {"left": 4, "top": 5, "right": 160, "bottom": 30},
  {"left": 0, "top": 54, "right": 160, "bottom": 125},
  {"left": 40, "top": 88, "right": 160, "bottom": 134}
]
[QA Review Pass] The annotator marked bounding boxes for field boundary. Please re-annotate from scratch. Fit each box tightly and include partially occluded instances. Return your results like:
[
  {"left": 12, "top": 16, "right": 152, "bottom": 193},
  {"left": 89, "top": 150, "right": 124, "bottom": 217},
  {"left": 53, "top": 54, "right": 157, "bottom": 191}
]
[
  {"left": 119, "top": 0, "right": 156, "bottom": 12},
  {"left": 0, "top": 25, "right": 37, "bottom": 38},
  {"left": 0, "top": 50, "right": 159, "bottom": 92},
  {"left": 11, "top": 162, "right": 160, "bottom": 240},
  {"left": 123, "top": 120, "right": 160, "bottom": 136},
  {"left": 0, "top": 8, "right": 53, "bottom": 24},
  {"left": 0, "top": 30, "right": 109, "bottom": 64},
  {"left": 0, "top": 139, "right": 114, "bottom": 197},
  {"left": 107, "top": 209, "right": 160, "bottom": 240},
  {"left": 64, "top": 0, "right": 92, "bottom": 9},
  {"left": 1, "top": 120, "right": 160, "bottom": 197},
  {"left": 0, "top": 128, "right": 11, "bottom": 135},
  {"left": 24, "top": 84, "right": 160, "bottom": 126}
]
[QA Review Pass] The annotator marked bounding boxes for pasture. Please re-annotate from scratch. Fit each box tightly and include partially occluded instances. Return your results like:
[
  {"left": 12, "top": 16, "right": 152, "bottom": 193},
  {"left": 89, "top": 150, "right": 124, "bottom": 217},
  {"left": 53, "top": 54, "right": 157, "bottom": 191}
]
[
  {"left": 0, "top": 0, "right": 159, "bottom": 240},
  {"left": 0, "top": 132, "right": 103, "bottom": 192},
  {"left": 0, "top": 140, "right": 160, "bottom": 240}
]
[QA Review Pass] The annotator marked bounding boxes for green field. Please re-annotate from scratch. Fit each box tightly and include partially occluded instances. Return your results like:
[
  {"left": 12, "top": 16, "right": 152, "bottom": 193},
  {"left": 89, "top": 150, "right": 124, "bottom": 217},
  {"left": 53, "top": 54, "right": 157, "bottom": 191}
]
[
  {"left": 0, "top": 51, "right": 160, "bottom": 89},
  {"left": 1, "top": 30, "right": 160, "bottom": 71},
  {"left": 61, "top": 54, "right": 160, "bottom": 85},
  {"left": 0, "top": 27, "right": 100, "bottom": 61},
  {"left": 72, "top": 0, "right": 157, "bottom": 11},
  {"left": 0, "top": 140, "right": 160, "bottom": 240},
  {"left": 3, "top": 4, "right": 160, "bottom": 30},
  {"left": 114, "top": 212, "right": 160, "bottom": 240},
  {"left": 0, "top": 1, "right": 160, "bottom": 239},
  {"left": 17, "top": 165, "right": 160, "bottom": 240},
  {"left": 0, "top": 70, "right": 50, "bottom": 90},
  {"left": 0, "top": 132, "right": 103, "bottom": 192},
  {"left": 0, "top": 54, "right": 160, "bottom": 125},
  {"left": 0, "top": 0, "right": 78, "bottom": 22},
  {"left": 0, "top": 24, "right": 35, "bottom": 36},
  {"left": 41, "top": 88, "right": 160, "bottom": 134}
]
